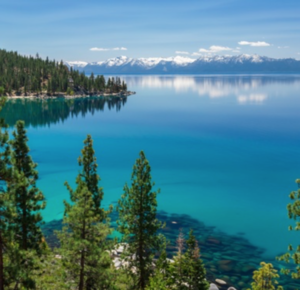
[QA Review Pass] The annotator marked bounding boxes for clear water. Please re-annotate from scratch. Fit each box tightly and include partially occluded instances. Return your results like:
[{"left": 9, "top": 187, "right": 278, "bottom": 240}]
[{"left": 2, "top": 75, "right": 300, "bottom": 259}]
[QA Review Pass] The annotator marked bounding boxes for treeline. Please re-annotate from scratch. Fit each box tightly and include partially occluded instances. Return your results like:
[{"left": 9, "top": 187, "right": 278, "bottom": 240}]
[
  {"left": 0, "top": 96, "right": 291, "bottom": 289},
  {"left": 0, "top": 49, "right": 127, "bottom": 95}
]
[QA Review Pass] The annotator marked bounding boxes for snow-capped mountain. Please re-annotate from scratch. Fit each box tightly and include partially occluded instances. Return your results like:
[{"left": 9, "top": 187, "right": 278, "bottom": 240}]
[
  {"left": 65, "top": 55, "right": 300, "bottom": 74},
  {"left": 67, "top": 61, "right": 89, "bottom": 68}
]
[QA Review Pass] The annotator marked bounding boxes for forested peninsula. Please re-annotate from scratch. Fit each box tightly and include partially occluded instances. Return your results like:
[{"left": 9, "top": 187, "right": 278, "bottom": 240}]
[{"left": 0, "top": 49, "right": 131, "bottom": 98}]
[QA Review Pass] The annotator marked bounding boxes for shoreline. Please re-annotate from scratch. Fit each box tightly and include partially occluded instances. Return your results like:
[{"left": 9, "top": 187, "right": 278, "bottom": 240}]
[{"left": 6, "top": 91, "right": 136, "bottom": 100}]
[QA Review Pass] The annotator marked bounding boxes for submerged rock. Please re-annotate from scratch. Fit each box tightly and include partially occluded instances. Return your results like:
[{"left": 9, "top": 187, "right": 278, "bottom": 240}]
[{"left": 215, "top": 278, "right": 227, "bottom": 285}]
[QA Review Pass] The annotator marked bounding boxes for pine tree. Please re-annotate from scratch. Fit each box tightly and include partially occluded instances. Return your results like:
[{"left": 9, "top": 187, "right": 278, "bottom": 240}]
[
  {"left": 57, "top": 135, "right": 113, "bottom": 290},
  {"left": 184, "top": 230, "right": 209, "bottom": 290},
  {"left": 0, "top": 96, "right": 12, "bottom": 290},
  {"left": 117, "top": 150, "right": 164, "bottom": 290},
  {"left": 78, "top": 134, "right": 104, "bottom": 216},
  {"left": 8, "top": 120, "right": 46, "bottom": 288},
  {"left": 170, "top": 229, "right": 209, "bottom": 289},
  {"left": 171, "top": 229, "right": 186, "bottom": 288},
  {"left": 9, "top": 121, "right": 46, "bottom": 252},
  {"left": 248, "top": 262, "right": 283, "bottom": 290}
]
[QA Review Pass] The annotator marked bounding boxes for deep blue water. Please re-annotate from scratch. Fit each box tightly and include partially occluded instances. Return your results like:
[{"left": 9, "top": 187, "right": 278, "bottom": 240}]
[{"left": 2, "top": 75, "right": 300, "bottom": 260}]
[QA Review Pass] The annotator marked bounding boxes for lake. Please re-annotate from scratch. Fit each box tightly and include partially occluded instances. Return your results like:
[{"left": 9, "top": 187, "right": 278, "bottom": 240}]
[{"left": 2, "top": 75, "right": 300, "bottom": 288}]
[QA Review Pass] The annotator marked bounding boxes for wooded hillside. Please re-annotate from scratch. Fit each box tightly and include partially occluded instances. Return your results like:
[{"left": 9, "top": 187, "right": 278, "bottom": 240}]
[{"left": 0, "top": 49, "right": 127, "bottom": 96}]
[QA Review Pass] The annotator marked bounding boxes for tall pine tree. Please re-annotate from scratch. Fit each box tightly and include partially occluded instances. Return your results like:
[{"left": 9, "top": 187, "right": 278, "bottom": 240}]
[
  {"left": 57, "top": 135, "right": 113, "bottom": 290},
  {"left": 117, "top": 151, "right": 164, "bottom": 290},
  {"left": 0, "top": 96, "right": 12, "bottom": 290},
  {"left": 8, "top": 120, "right": 46, "bottom": 288},
  {"left": 184, "top": 230, "right": 209, "bottom": 290}
]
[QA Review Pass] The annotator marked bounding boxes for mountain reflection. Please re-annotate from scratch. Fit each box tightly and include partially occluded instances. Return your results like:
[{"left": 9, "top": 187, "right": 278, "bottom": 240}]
[
  {"left": 1, "top": 96, "right": 127, "bottom": 128},
  {"left": 124, "top": 75, "right": 300, "bottom": 104}
]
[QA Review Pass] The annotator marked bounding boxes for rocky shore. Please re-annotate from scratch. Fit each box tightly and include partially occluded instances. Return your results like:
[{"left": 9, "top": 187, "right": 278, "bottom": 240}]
[{"left": 7, "top": 91, "right": 136, "bottom": 100}]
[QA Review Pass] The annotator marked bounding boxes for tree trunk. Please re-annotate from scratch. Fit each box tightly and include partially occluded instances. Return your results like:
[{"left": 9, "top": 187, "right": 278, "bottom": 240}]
[
  {"left": 22, "top": 188, "right": 27, "bottom": 251},
  {"left": 79, "top": 215, "right": 86, "bottom": 290},
  {"left": 0, "top": 231, "right": 4, "bottom": 290},
  {"left": 139, "top": 185, "right": 145, "bottom": 290},
  {"left": 79, "top": 251, "right": 85, "bottom": 290}
]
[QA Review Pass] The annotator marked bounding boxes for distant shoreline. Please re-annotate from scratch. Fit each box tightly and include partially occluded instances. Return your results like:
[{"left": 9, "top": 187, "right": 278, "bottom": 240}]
[{"left": 7, "top": 91, "right": 136, "bottom": 100}]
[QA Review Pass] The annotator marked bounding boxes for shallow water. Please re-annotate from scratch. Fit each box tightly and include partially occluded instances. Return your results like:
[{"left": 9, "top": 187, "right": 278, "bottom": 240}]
[{"left": 2, "top": 75, "right": 300, "bottom": 262}]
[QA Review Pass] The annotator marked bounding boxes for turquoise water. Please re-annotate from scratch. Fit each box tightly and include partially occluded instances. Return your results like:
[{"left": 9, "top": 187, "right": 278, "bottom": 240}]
[{"left": 2, "top": 75, "right": 300, "bottom": 260}]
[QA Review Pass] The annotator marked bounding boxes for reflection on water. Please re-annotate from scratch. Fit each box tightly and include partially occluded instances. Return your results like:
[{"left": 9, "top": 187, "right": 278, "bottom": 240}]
[
  {"left": 124, "top": 75, "right": 300, "bottom": 104},
  {"left": 0, "top": 96, "right": 127, "bottom": 127}
]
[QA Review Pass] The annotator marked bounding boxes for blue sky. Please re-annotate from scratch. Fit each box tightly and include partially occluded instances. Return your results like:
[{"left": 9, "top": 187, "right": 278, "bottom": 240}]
[{"left": 1, "top": 0, "right": 299, "bottom": 62}]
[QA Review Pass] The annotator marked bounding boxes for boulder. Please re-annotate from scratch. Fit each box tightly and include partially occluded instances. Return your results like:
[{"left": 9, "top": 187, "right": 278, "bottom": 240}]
[
  {"left": 215, "top": 278, "right": 227, "bottom": 285},
  {"left": 209, "top": 284, "right": 219, "bottom": 290}
]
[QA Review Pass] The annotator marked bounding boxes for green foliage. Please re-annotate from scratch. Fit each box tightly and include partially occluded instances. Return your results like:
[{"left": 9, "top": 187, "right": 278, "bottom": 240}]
[
  {"left": 6, "top": 120, "right": 47, "bottom": 288},
  {"left": 184, "top": 230, "right": 209, "bottom": 290},
  {"left": 146, "top": 244, "right": 171, "bottom": 290},
  {"left": 77, "top": 135, "right": 106, "bottom": 219},
  {"left": 170, "top": 230, "right": 209, "bottom": 290},
  {"left": 117, "top": 151, "right": 165, "bottom": 290},
  {"left": 248, "top": 262, "right": 283, "bottom": 290},
  {"left": 0, "top": 87, "right": 4, "bottom": 96},
  {"left": 0, "top": 96, "right": 12, "bottom": 290},
  {"left": 146, "top": 271, "right": 169, "bottom": 290},
  {"left": 9, "top": 120, "right": 46, "bottom": 252},
  {"left": 57, "top": 135, "right": 114, "bottom": 290},
  {"left": 66, "top": 87, "right": 74, "bottom": 96},
  {"left": 33, "top": 252, "right": 70, "bottom": 290},
  {"left": 0, "top": 97, "right": 10, "bottom": 180},
  {"left": 277, "top": 178, "right": 300, "bottom": 279},
  {"left": 0, "top": 49, "right": 127, "bottom": 95}
]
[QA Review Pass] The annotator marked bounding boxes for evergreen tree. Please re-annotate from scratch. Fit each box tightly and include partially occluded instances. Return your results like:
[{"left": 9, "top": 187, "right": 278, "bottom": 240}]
[
  {"left": 117, "top": 151, "right": 164, "bottom": 290},
  {"left": 170, "top": 229, "right": 209, "bottom": 289},
  {"left": 8, "top": 120, "right": 46, "bottom": 288},
  {"left": 57, "top": 135, "right": 113, "bottom": 290},
  {"left": 184, "top": 230, "right": 209, "bottom": 290},
  {"left": 171, "top": 229, "right": 186, "bottom": 288},
  {"left": 9, "top": 121, "right": 46, "bottom": 252},
  {"left": 77, "top": 135, "right": 105, "bottom": 218},
  {"left": 0, "top": 96, "right": 12, "bottom": 290},
  {"left": 248, "top": 262, "right": 283, "bottom": 290}
]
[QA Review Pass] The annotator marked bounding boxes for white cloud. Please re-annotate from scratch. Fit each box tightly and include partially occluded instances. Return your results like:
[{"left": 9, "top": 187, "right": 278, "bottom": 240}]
[
  {"left": 90, "top": 47, "right": 109, "bottom": 51},
  {"left": 199, "top": 45, "right": 232, "bottom": 53},
  {"left": 192, "top": 52, "right": 202, "bottom": 56},
  {"left": 175, "top": 51, "right": 189, "bottom": 55},
  {"left": 112, "top": 47, "right": 127, "bottom": 51},
  {"left": 278, "top": 46, "right": 289, "bottom": 49},
  {"left": 238, "top": 41, "right": 270, "bottom": 47},
  {"left": 90, "top": 47, "right": 127, "bottom": 51}
]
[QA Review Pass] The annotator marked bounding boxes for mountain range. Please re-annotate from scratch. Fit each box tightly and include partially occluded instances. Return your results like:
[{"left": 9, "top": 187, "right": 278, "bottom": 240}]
[{"left": 65, "top": 55, "right": 300, "bottom": 74}]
